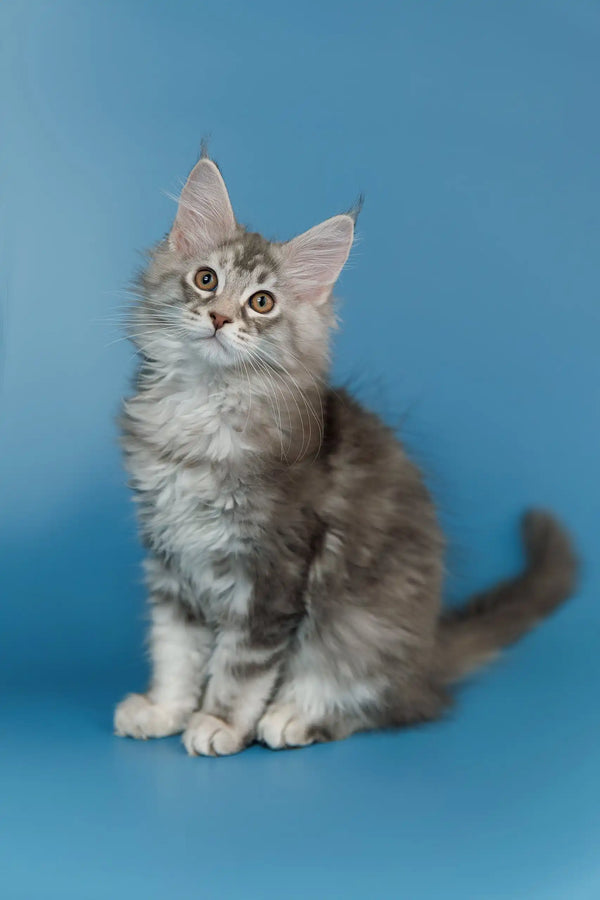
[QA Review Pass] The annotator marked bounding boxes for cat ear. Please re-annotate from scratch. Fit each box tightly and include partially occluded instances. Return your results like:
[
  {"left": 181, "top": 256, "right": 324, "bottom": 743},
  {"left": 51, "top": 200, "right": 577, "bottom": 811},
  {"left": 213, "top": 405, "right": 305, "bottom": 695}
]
[
  {"left": 169, "top": 159, "right": 236, "bottom": 256},
  {"left": 282, "top": 215, "right": 354, "bottom": 304}
]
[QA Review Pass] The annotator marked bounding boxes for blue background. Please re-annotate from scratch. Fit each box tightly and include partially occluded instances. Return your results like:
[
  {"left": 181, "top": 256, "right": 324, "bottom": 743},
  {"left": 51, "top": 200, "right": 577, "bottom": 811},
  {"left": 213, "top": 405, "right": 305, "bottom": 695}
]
[{"left": 1, "top": 1, "right": 599, "bottom": 897}]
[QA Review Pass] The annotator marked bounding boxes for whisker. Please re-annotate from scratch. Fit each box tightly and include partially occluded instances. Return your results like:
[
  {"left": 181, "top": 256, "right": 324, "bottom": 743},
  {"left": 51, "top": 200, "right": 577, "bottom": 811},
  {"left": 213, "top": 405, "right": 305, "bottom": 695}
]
[
  {"left": 243, "top": 345, "right": 308, "bottom": 463},
  {"left": 245, "top": 357, "right": 291, "bottom": 462},
  {"left": 244, "top": 347, "right": 294, "bottom": 462},
  {"left": 252, "top": 345, "right": 324, "bottom": 459},
  {"left": 244, "top": 355, "right": 287, "bottom": 462},
  {"left": 234, "top": 350, "right": 253, "bottom": 437}
]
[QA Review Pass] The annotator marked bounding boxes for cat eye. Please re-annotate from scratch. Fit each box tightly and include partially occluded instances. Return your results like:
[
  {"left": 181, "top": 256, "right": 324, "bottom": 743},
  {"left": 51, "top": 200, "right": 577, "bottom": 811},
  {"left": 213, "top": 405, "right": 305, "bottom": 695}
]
[
  {"left": 194, "top": 267, "right": 218, "bottom": 291},
  {"left": 248, "top": 291, "right": 275, "bottom": 314}
]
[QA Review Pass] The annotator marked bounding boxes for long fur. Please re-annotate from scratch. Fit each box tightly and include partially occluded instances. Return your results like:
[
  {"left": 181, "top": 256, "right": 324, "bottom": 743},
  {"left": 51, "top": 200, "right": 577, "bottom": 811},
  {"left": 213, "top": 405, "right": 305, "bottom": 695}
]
[
  {"left": 114, "top": 158, "right": 578, "bottom": 755},
  {"left": 436, "top": 511, "right": 577, "bottom": 684}
]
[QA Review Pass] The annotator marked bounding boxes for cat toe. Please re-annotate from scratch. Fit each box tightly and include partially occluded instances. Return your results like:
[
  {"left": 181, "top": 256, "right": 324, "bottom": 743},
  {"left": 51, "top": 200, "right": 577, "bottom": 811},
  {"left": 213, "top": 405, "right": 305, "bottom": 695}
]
[
  {"left": 257, "top": 704, "right": 313, "bottom": 749},
  {"left": 182, "top": 712, "right": 245, "bottom": 757}
]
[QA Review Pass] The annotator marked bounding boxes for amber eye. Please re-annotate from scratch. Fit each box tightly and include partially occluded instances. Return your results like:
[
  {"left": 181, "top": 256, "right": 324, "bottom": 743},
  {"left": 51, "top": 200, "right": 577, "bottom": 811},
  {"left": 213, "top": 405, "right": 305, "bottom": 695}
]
[
  {"left": 248, "top": 291, "right": 275, "bottom": 314},
  {"left": 194, "top": 268, "right": 218, "bottom": 291}
]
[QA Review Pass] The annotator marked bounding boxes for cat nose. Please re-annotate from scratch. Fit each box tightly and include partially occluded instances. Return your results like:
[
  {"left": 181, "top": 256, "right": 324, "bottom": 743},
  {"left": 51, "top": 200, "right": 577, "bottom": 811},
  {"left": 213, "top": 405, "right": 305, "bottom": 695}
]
[{"left": 210, "top": 312, "right": 232, "bottom": 331}]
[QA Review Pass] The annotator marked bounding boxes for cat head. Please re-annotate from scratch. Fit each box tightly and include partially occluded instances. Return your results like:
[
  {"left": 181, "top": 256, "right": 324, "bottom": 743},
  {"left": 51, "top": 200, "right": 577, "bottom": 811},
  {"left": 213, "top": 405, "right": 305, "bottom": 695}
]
[{"left": 134, "top": 157, "right": 355, "bottom": 379}]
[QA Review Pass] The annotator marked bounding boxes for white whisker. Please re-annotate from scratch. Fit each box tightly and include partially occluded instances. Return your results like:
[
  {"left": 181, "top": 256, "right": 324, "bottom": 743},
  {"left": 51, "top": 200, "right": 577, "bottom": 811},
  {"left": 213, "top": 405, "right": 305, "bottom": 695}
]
[{"left": 252, "top": 345, "right": 324, "bottom": 460}]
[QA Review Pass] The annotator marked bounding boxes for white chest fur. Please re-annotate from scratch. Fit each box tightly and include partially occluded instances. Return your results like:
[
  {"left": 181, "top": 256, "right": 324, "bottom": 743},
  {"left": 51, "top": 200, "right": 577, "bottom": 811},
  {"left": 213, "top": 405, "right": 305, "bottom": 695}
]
[{"left": 123, "top": 380, "right": 267, "bottom": 619}]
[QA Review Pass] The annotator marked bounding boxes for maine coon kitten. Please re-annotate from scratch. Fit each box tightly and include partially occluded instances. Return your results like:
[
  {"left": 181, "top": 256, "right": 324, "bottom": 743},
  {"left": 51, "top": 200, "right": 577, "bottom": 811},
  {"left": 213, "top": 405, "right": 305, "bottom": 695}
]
[{"left": 114, "top": 155, "right": 577, "bottom": 756}]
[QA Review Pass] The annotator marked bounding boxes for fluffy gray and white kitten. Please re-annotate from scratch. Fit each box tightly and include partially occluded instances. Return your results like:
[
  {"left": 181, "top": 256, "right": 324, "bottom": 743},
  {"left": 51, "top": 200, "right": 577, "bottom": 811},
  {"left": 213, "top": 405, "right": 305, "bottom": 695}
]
[{"left": 114, "top": 156, "right": 577, "bottom": 756}]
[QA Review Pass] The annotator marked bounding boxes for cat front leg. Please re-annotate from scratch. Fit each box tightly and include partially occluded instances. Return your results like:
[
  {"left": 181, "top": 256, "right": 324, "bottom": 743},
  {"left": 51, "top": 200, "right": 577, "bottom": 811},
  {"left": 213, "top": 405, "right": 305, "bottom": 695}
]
[
  {"left": 182, "top": 627, "right": 287, "bottom": 756},
  {"left": 115, "top": 562, "right": 213, "bottom": 739}
]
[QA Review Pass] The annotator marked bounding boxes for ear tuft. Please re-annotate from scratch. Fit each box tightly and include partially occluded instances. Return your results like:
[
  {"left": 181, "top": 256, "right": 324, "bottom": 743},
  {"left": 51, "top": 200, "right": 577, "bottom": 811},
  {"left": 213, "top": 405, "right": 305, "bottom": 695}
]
[
  {"left": 169, "top": 158, "right": 236, "bottom": 257},
  {"left": 282, "top": 214, "right": 354, "bottom": 304},
  {"left": 347, "top": 193, "right": 364, "bottom": 224},
  {"left": 199, "top": 137, "right": 211, "bottom": 159}
]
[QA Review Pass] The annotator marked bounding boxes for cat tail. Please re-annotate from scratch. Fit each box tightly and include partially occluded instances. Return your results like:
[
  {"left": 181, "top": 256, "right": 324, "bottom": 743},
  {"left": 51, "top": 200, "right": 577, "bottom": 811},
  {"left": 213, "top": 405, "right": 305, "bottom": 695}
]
[{"left": 435, "top": 510, "right": 578, "bottom": 685}]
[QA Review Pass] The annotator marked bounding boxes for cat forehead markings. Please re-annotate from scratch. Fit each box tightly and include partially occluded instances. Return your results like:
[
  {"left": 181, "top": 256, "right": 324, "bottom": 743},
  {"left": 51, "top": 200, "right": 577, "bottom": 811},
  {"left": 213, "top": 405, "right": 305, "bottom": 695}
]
[{"left": 230, "top": 232, "right": 277, "bottom": 276}]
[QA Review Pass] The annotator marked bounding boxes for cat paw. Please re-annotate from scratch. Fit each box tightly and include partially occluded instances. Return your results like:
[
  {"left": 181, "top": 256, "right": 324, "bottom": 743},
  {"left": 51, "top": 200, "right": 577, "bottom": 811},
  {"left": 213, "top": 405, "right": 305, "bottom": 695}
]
[
  {"left": 182, "top": 712, "right": 245, "bottom": 757},
  {"left": 257, "top": 703, "right": 314, "bottom": 749},
  {"left": 114, "top": 693, "right": 191, "bottom": 739}
]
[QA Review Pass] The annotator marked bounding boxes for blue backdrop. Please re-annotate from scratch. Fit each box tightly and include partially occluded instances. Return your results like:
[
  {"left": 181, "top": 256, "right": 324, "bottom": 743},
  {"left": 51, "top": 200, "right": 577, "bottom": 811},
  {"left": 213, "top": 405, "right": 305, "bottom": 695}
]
[{"left": 1, "top": 1, "right": 598, "bottom": 897}]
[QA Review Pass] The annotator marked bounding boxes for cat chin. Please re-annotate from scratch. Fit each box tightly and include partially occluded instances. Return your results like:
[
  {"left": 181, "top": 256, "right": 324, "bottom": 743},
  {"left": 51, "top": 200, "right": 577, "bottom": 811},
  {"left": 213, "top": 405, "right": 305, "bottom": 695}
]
[
  {"left": 190, "top": 332, "right": 231, "bottom": 356},
  {"left": 192, "top": 336, "right": 241, "bottom": 370}
]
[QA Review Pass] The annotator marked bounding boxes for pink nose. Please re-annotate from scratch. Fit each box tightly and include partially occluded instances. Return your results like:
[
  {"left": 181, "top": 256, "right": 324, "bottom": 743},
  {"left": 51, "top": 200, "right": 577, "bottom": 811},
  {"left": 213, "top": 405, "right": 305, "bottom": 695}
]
[{"left": 210, "top": 311, "right": 232, "bottom": 331}]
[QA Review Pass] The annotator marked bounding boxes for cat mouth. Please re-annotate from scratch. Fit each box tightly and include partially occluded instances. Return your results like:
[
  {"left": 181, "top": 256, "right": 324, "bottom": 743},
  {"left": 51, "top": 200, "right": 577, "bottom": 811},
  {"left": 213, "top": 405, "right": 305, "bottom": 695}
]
[
  {"left": 194, "top": 332, "right": 224, "bottom": 344},
  {"left": 197, "top": 332, "right": 232, "bottom": 357},
  {"left": 187, "top": 327, "right": 233, "bottom": 361}
]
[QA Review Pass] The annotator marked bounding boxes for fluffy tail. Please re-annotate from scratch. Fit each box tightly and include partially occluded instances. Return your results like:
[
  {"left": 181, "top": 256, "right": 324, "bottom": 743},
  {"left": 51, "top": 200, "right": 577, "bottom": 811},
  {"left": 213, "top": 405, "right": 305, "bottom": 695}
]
[{"left": 436, "top": 510, "right": 578, "bottom": 684}]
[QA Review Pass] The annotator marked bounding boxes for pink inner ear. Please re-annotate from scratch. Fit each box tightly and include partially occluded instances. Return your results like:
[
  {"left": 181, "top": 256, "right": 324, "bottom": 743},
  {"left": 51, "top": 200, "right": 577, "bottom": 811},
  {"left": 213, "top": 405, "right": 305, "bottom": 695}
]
[
  {"left": 283, "top": 215, "right": 355, "bottom": 303},
  {"left": 170, "top": 159, "right": 237, "bottom": 257}
]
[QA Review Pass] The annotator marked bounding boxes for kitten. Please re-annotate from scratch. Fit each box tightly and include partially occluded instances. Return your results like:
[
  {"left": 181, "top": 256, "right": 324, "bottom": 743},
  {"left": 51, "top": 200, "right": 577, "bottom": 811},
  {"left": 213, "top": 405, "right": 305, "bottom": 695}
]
[{"left": 114, "top": 155, "right": 577, "bottom": 755}]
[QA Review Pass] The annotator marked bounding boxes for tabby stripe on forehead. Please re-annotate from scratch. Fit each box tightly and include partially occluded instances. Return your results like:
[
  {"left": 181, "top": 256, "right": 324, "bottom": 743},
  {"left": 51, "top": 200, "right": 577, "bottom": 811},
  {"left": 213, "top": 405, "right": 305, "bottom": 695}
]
[{"left": 233, "top": 232, "right": 277, "bottom": 274}]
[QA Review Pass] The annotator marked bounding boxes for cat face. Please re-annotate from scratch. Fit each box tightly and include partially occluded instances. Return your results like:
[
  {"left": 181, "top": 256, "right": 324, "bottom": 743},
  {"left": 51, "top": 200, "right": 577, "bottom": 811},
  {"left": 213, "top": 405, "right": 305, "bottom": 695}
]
[{"left": 133, "top": 158, "right": 354, "bottom": 378}]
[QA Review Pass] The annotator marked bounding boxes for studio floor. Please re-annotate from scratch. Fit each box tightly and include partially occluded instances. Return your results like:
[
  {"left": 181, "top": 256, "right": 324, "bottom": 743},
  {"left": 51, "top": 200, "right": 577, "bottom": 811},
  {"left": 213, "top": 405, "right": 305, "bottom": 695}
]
[{"left": 3, "top": 616, "right": 598, "bottom": 899}]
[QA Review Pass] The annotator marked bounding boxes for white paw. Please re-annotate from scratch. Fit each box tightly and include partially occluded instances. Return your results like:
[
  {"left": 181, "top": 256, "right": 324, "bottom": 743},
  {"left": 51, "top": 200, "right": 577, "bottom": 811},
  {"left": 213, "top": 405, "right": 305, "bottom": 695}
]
[
  {"left": 257, "top": 703, "right": 313, "bottom": 749},
  {"left": 114, "top": 693, "right": 191, "bottom": 739},
  {"left": 182, "top": 712, "right": 245, "bottom": 757}
]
